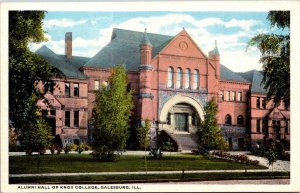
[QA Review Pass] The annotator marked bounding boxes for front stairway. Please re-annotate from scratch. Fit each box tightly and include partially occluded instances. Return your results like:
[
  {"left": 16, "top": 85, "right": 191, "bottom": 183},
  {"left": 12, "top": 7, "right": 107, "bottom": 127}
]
[{"left": 164, "top": 131, "right": 199, "bottom": 152}]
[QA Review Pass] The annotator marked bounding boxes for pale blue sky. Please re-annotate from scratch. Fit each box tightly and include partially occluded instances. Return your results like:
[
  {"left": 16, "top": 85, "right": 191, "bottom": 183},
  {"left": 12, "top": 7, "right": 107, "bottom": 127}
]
[{"left": 30, "top": 11, "right": 287, "bottom": 72}]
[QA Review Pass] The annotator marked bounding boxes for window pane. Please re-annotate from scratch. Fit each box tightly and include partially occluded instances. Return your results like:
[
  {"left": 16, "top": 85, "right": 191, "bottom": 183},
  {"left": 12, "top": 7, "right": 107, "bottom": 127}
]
[
  {"left": 256, "top": 119, "right": 261, "bottom": 133},
  {"left": 256, "top": 97, "right": 260, "bottom": 108},
  {"left": 167, "top": 67, "right": 173, "bottom": 88},
  {"left": 176, "top": 68, "right": 182, "bottom": 88},
  {"left": 185, "top": 69, "right": 190, "bottom": 89},
  {"left": 193, "top": 70, "right": 199, "bottom": 89},
  {"left": 232, "top": 91, "right": 236, "bottom": 101},
  {"left": 238, "top": 92, "right": 242, "bottom": 101},
  {"left": 226, "top": 91, "right": 230, "bottom": 101},
  {"left": 65, "top": 111, "right": 70, "bottom": 127},
  {"left": 65, "top": 82, "right": 70, "bottom": 96},
  {"left": 74, "top": 111, "right": 79, "bottom": 128},
  {"left": 95, "top": 80, "right": 99, "bottom": 90},
  {"left": 74, "top": 83, "right": 79, "bottom": 97},
  {"left": 220, "top": 91, "right": 224, "bottom": 101}
]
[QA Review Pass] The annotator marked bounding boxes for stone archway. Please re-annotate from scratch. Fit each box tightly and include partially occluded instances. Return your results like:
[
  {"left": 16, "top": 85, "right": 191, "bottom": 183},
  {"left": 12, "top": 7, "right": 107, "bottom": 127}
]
[{"left": 159, "top": 94, "right": 205, "bottom": 133}]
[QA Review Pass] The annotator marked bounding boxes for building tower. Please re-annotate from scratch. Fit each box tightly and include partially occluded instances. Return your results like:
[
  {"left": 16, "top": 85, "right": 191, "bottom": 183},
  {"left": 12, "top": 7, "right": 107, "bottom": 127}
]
[
  {"left": 138, "top": 28, "right": 154, "bottom": 121},
  {"left": 209, "top": 40, "right": 220, "bottom": 79}
]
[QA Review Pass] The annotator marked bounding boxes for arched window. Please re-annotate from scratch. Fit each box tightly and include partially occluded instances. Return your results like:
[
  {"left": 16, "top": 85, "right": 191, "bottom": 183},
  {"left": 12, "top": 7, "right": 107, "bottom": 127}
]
[
  {"left": 167, "top": 67, "right": 174, "bottom": 88},
  {"left": 193, "top": 69, "right": 199, "bottom": 89},
  {"left": 176, "top": 68, "right": 182, "bottom": 89},
  {"left": 185, "top": 68, "right": 191, "bottom": 89},
  {"left": 225, "top": 114, "right": 232, "bottom": 125},
  {"left": 237, "top": 115, "right": 244, "bottom": 125}
]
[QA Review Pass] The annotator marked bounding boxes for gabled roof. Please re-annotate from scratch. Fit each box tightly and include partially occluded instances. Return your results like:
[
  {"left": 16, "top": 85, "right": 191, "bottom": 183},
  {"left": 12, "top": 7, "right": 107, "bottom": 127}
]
[
  {"left": 239, "top": 70, "right": 267, "bottom": 94},
  {"left": 36, "top": 46, "right": 89, "bottom": 79},
  {"left": 220, "top": 65, "right": 249, "bottom": 83},
  {"left": 84, "top": 28, "right": 174, "bottom": 71}
]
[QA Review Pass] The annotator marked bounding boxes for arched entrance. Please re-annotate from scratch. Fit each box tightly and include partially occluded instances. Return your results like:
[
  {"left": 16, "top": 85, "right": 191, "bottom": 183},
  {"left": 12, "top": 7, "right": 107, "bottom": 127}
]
[{"left": 159, "top": 95, "right": 205, "bottom": 134}]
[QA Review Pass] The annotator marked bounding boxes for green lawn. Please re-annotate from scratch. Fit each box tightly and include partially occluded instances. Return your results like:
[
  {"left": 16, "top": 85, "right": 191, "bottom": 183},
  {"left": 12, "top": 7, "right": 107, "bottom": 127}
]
[{"left": 10, "top": 154, "right": 266, "bottom": 174}]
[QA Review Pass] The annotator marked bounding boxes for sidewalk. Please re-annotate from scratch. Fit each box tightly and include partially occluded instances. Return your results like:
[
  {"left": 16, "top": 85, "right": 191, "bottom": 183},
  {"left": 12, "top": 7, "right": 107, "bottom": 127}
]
[{"left": 10, "top": 168, "right": 278, "bottom": 178}]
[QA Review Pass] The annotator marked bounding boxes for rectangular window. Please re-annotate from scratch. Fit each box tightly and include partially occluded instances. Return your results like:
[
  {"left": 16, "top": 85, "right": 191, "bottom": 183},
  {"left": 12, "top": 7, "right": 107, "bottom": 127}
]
[
  {"left": 95, "top": 80, "right": 100, "bottom": 90},
  {"left": 256, "top": 119, "right": 261, "bottom": 133},
  {"left": 232, "top": 91, "right": 236, "bottom": 101},
  {"left": 256, "top": 97, "right": 260, "bottom": 108},
  {"left": 262, "top": 97, "right": 266, "bottom": 109},
  {"left": 74, "top": 111, "right": 79, "bottom": 128},
  {"left": 65, "top": 82, "right": 70, "bottom": 97},
  {"left": 285, "top": 121, "right": 289, "bottom": 134},
  {"left": 226, "top": 91, "right": 230, "bottom": 101},
  {"left": 220, "top": 91, "right": 224, "bottom": 101},
  {"left": 238, "top": 92, "right": 242, "bottom": 101},
  {"left": 44, "top": 81, "right": 54, "bottom": 93},
  {"left": 65, "top": 111, "right": 70, "bottom": 127},
  {"left": 74, "top": 83, "right": 79, "bottom": 97}
]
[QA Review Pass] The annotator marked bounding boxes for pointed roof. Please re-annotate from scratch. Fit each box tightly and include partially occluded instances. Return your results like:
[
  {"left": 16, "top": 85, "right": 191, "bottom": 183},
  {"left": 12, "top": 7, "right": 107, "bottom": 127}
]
[
  {"left": 84, "top": 28, "right": 174, "bottom": 71},
  {"left": 220, "top": 65, "right": 249, "bottom": 83},
  {"left": 239, "top": 70, "right": 267, "bottom": 94},
  {"left": 209, "top": 40, "right": 220, "bottom": 57},
  {"left": 36, "top": 45, "right": 89, "bottom": 79},
  {"left": 140, "top": 28, "right": 152, "bottom": 46}
]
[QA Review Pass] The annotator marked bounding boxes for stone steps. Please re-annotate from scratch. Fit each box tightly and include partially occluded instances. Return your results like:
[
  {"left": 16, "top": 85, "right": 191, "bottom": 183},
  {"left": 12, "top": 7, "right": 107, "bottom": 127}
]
[{"left": 165, "top": 131, "right": 199, "bottom": 152}]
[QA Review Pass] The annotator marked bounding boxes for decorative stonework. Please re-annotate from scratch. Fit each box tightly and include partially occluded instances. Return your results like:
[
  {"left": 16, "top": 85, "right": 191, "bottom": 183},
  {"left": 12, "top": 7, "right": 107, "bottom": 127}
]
[
  {"left": 158, "top": 89, "right": 208, "bottom": 118},
  {"left": 220, "top": 125, "right": 246, "bottom": 138},
  {"left": 179, "top": 41, "right": 188, "bottom": 50}
]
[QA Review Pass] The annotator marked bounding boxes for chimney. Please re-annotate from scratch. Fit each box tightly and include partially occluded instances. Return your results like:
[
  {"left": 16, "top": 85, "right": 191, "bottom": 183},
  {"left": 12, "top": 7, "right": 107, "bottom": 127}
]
[{"left": 65, "top": 32, "right": 72, "bottom": 59}]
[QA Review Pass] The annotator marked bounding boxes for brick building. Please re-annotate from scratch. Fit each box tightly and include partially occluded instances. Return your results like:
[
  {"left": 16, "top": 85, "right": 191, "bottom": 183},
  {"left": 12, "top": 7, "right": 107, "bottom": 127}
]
[{"left": 36, "top": 28, "right": 290, "bottom": 150}]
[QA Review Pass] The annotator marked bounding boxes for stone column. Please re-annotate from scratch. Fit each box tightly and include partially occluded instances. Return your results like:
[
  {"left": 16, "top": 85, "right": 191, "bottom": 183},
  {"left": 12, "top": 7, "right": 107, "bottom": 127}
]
[
  {"left": 170, "top": 113, "right": 175, "bottom": 132},
  {"left": 188, "top": 113, "right": 192, "bottom": 133}
]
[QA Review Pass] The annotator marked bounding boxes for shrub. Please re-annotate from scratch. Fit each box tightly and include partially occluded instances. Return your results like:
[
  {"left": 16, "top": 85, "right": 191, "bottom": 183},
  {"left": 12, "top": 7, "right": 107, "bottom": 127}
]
[
  {"left": 149, "top": 148, "right": 162, "bottom": 159},
  {"left": 70, "top": 144, "right": 78, "bottom": 151},
  {"left": 64, "top": 144, "right": 72, "bottom": 154},
  {"left": 77, "top": 144, "right": 85, "bottom": 154}
]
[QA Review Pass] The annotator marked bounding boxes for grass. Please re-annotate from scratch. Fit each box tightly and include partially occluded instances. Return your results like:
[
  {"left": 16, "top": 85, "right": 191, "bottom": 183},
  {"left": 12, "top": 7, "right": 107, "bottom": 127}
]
[
  {"left": 10, "top": 154, "right": 266, "bottom": 174},
  {"left": 9, "top": 172, "right": 290, "bottom": 184}
]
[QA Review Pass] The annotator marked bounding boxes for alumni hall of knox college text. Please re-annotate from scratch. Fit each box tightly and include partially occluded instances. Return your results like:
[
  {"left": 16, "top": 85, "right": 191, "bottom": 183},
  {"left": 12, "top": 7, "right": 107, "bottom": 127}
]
[{"left": 36, "top": 28, "right": 290, "bottom": 151}]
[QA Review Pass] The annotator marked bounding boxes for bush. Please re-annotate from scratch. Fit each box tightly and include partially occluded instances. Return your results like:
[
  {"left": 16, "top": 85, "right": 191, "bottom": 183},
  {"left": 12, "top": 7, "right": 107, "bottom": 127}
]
[
  {"left": 149, "top": 148, "right": 162, "bottom": 159},
  {"left": 64, "top": 144, "right": 72, "bottom": 154},
  {"left": 211, "top": 151, "right": 259, "bottom": 166},
  {"left": 70, "top": 144, "right": 78, "bottom": 151}
]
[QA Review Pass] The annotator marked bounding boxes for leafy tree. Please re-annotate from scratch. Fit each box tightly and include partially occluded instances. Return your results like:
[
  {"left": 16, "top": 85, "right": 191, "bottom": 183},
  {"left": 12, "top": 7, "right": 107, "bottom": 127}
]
[
  {"left": 248, "top": 11, "right": 290, "bottom": 107},
  {"left": 9, "top": 11, "right": 62, "bottom": 151},
  {"left": 92, "top": 65, "right": 133, "bottom": 161},
  {"left": 264, "top": 141, "right": 277, "bottom": 172},
  {"left": 137, "top": 119, "right": 151, "bottom": 150},
  {"left": 197, "top": 97, "right": 228, "bottom": 155}
]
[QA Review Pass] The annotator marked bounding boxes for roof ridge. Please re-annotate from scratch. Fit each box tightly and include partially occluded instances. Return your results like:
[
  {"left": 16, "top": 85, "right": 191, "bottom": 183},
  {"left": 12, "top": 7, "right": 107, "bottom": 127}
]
[{"left": 113, "top": 28, "right": 173, "bottom": 38}]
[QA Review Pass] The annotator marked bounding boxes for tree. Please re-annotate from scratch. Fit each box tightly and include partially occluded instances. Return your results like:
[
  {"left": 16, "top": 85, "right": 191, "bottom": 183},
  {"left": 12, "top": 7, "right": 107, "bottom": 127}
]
[
  {"left": 137, "top": 119, "right": 151, "bottom": 150},
  {"left": 197, "top": 97, "right": 228, "bottom": 155},
  {"left": 264, "top": 141, "right": 277, "bottom": 172},
  {"left": 248, "top": 11, "right": 290, "bottom": 107},
  {"left": 92, "top": 65, "right": 133, "bottom": 161},
  {"left": 9, "top": 11, "right": 62, "bottom": 151}
]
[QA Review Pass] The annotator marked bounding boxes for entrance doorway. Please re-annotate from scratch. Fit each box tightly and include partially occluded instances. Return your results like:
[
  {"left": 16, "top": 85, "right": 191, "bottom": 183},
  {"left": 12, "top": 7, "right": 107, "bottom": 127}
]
[
  {"left": 175, "top": 113, "right": 187, "bottom": 131},
  {"left": 272, "top": 120, "right": 281, "bottom": 140}
]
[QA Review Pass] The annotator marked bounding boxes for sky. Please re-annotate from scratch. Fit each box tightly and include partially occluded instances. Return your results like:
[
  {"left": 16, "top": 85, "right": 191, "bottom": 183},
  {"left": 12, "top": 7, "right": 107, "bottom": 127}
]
[{"left": 29, "top": 11, "right": 287, "bottom": 72}]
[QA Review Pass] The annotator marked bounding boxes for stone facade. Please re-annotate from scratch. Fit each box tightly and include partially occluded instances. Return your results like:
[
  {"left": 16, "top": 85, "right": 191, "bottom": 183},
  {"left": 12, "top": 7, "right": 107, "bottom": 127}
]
[{"left": 36, "top": 28, "right": 290, "bottom": 150}]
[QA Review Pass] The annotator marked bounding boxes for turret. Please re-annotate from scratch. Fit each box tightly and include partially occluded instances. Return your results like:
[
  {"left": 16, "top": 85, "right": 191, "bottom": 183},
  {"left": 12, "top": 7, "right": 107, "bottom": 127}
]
[
  {"left": 138, "top": 29, "right": 154, "bottom": 121},
  {"left": 209, "top": 40, "right": 220, "bottom": 78}
]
